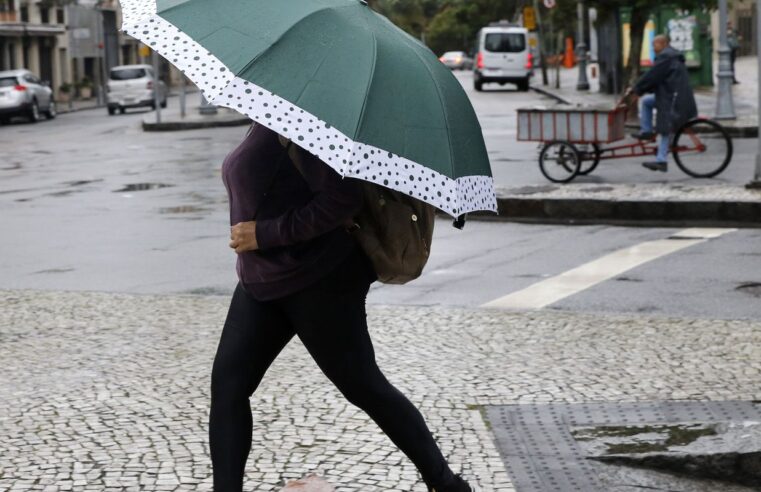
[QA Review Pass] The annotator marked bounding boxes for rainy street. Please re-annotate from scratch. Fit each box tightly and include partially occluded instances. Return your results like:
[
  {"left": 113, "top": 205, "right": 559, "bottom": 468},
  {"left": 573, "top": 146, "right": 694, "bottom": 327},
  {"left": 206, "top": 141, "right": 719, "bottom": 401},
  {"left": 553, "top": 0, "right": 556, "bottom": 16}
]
[
  {"left": 2, "top": 69, "right": 761, "bottom": 492},
  {"left": 0, "top": 76, "right": 759, "bottom": 320}
]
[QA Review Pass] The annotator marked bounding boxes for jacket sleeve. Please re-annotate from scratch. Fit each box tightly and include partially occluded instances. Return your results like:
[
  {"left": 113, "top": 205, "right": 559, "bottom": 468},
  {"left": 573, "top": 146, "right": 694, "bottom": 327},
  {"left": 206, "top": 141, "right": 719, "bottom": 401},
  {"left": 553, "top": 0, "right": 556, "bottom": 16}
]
[
  {"left": 254, "top": 147, "right": 363, "bottom": 249},
  {"left": 633, "top": 56, "right": 672, "bottom": 95}
]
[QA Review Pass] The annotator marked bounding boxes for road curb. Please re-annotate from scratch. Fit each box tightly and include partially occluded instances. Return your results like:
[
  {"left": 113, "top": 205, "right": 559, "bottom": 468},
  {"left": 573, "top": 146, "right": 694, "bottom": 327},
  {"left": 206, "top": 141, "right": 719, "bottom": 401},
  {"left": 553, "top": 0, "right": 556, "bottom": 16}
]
[
  {"left": 479, "top": 196, "right": 761, "bottom": 227},
  {"left": 530, "top": 85, "right": 572, "bottom": 105},
  {"left": 142, "top": 115, "right": 250, "bottom": 131}
]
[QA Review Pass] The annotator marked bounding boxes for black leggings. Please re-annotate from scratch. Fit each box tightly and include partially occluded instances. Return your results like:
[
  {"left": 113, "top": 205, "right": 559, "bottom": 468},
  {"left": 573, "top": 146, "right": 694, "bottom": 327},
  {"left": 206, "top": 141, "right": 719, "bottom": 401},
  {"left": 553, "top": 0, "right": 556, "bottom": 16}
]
[{"left": 209, "top": 249, "right": 455, "bottom": 491}]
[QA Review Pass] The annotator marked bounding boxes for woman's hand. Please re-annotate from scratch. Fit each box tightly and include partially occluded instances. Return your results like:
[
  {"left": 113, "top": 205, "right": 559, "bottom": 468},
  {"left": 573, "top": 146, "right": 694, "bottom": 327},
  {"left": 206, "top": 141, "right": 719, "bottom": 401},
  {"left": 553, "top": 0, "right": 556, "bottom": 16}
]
[{"left": 230, "top": 221, "right": 258, "bottom": 253}]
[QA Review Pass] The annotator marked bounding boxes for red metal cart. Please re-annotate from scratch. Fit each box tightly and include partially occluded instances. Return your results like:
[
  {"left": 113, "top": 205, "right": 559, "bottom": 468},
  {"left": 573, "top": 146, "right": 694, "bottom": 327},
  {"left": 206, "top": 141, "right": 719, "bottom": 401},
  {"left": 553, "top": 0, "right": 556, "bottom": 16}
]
[{"left": 517, "top": 104, "right": 733, "bottom": 183}]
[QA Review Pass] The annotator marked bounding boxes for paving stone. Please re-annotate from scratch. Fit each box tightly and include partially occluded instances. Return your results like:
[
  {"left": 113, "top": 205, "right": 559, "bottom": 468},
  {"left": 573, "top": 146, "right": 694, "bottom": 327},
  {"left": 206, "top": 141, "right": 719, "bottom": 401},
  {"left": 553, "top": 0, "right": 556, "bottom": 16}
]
[{"left": 1, "top": 289, "right": 760, "bottom": 490}]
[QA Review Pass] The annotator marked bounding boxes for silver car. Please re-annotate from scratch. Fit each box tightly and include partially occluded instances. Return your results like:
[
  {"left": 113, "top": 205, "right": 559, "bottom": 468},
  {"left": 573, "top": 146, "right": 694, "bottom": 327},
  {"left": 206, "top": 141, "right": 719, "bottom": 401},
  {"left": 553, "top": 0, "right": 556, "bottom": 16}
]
[
  {"left": 439, "top": 51, "right": 474, "bottom": 70},
  {"left": 0, "top": 69, "right": 56, "bottom": 124},
  {"left": 106, "top": 64, "right": 167, "bottom": 115}
]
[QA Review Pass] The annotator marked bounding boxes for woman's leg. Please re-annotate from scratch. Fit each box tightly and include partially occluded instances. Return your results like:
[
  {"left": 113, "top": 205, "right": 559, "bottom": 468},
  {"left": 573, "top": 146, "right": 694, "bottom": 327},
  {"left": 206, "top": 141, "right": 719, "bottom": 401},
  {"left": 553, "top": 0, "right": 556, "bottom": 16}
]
[
  {"left": 281, "top": 252, "right": 456, "bottom": 489},
  {"left": 209, "top": 283, "right": 296, "bottom": 492}
]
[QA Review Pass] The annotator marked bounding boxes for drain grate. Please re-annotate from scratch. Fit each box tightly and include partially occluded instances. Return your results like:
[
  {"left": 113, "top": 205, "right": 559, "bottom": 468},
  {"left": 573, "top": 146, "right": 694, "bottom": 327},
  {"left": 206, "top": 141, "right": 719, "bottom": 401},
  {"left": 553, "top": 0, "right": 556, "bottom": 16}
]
[{"left": 485, "top": 401, "right": 761, "bottom": 492}]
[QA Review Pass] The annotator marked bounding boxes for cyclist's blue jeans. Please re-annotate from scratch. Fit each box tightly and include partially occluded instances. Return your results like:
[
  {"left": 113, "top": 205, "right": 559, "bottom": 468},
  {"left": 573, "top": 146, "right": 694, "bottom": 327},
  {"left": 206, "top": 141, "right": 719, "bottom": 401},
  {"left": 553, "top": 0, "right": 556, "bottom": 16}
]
[{"left": 640, "top": 94, "right": 670, "bottom": 163}]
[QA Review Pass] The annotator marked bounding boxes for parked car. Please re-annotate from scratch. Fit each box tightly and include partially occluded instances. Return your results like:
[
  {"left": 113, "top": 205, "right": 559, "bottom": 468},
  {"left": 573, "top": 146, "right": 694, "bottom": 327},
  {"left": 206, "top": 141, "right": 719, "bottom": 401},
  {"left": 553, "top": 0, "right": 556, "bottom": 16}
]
[
  {"left": 473, "top": 22, "right": 533, "bottom": 92},
  {"left": 106, "top": 64, "right": 167, "bottom": 115},
  {"left": 439, "top": 51, "right": 473, "bottom": 70},
  {"left": 0, "top": 69, "right": 56, "bottom": 124}
]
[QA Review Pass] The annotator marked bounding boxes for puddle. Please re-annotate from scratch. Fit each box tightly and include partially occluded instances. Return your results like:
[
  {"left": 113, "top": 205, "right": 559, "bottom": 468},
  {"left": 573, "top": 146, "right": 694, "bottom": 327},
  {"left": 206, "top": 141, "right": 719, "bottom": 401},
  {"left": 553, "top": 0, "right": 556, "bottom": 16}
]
[
  {"left": 114, "top": 183, "right": 173, "bottom": 192},
  {"left": 736, "top": 282, "right": 761, "bottom": 298},
  {"left": 47, "top": 189, "right": 83, "bottom": 197},
  {"left": 65, "top": 179, "right": 103, "bottom": 187},
  {"left": 34, "top": 267, "right": 75, "bottom": 274},
  {"left": 159, "top": 205, "right": 209, "bottom": 214}
]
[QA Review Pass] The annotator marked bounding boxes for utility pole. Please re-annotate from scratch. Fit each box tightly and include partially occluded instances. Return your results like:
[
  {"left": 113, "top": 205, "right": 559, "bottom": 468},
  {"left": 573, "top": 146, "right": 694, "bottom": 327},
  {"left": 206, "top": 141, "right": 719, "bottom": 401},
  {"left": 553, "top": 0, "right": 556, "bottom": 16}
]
[
  {"left": 152, "top": 49, "right": 161, "bottom": 123},
  {"left": 715, "top": 0, "right": 736, "bottom": 119},
  {"left": 575, "top": 0, "right": 590, "bottom": 91},
  {"left": 748, "top": 0, "right": 761, "bottom": 188},
  {"left": 532, "top": 0, "right": 549, "bottom": 86}
]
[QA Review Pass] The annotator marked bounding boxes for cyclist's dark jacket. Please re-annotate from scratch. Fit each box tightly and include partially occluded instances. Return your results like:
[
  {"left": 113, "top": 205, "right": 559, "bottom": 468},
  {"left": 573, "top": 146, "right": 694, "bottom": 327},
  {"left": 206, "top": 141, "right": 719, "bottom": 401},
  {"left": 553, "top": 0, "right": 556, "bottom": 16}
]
[{"left": 633, "top": 46, "right": 698, "bottom": 134}]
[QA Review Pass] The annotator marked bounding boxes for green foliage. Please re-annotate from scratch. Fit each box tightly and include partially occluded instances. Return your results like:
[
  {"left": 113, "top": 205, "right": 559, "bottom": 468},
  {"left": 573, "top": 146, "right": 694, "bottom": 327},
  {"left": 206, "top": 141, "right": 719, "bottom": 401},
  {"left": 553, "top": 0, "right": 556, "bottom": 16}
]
[
  {"left": 368, "top": 0, "right": 718, "bottom": 59},
  {"left": 370, "top": 0, "right": 519, "bottom": 55}
]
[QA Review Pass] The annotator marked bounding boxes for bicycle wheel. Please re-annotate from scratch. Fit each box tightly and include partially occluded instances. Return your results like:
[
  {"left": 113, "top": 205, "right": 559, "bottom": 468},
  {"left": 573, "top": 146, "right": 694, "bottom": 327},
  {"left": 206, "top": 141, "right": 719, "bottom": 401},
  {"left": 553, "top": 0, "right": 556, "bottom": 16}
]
[
  {"left": 673, "top": 118, "right": 733, "bottom": 178},
  {"left": 577, "top": 143, "right": 601, "bottom": 175},
  {"left": 539, "top": 141, "right": 581, "bottom": 183}
]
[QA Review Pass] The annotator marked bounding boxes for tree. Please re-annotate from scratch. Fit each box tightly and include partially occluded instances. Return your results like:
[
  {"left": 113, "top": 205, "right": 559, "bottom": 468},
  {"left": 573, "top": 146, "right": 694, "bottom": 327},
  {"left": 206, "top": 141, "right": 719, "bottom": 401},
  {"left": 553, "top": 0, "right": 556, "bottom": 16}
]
[{"left": 368, "top": 0, "right": 520, "bottom": 55}]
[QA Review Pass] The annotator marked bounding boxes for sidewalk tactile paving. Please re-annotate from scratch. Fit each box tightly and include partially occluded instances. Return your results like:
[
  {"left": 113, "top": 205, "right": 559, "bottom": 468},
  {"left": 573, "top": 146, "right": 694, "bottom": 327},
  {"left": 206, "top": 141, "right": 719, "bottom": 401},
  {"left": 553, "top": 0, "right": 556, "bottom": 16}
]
[{"left": 486, "top": 401, "right": 761, "bottom": 492}]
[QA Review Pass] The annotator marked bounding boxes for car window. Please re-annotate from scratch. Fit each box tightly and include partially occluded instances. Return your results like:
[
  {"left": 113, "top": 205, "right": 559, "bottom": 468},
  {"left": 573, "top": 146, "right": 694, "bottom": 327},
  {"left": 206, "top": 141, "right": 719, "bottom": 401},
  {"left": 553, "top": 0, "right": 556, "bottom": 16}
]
[
  {"left": 24, "top": 74, "right": 37, "bottom": 84},
  {"left": 110, "top": 68, "right": 146, "bottom": 80},
  {"left": 443, "top": 52, "right": 462, "bottom": 58},
  {"left": 0, "top": 77, "right": 17, "bottom": 87},
  {"left": 484, "top": 33, "right": 526, "bottom": 53}
]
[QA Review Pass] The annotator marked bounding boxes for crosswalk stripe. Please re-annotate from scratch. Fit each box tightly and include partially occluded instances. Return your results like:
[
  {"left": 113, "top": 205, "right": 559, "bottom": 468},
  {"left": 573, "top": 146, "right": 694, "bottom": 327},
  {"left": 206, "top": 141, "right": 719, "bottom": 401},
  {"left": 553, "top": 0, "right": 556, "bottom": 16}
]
[{"left": 481, "top": 228, "right": 736, "bottom": 310}]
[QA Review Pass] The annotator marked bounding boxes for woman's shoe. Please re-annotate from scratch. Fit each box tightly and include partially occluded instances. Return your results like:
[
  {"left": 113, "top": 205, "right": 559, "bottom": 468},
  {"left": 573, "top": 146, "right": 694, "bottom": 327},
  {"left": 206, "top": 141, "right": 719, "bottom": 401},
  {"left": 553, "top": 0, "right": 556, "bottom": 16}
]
[{"left": 428, "top": 473, "right": 474, "bottom": 492}]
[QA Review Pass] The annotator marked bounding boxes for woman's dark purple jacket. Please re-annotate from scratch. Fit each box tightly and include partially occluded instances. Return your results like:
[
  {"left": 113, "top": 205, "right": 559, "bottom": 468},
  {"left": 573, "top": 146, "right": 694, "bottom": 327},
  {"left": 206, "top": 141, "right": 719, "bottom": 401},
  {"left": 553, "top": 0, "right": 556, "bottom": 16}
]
[{"left": 221, "top": 123, "right": 364, "bottom": 300}]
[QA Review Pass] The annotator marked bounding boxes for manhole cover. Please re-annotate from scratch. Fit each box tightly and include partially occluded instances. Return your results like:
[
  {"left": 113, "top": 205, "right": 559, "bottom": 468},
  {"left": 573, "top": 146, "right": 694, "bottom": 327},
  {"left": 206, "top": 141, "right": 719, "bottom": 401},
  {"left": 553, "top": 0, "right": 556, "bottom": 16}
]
[
  {"left": 485, "top": 401, "right": 761, "bottom": 492},
  {"left": 114, "top": 183, "right": 173, "bottom": 192},
  {"left": 736, "top": 282, "right": 761, "bottom": 298}
]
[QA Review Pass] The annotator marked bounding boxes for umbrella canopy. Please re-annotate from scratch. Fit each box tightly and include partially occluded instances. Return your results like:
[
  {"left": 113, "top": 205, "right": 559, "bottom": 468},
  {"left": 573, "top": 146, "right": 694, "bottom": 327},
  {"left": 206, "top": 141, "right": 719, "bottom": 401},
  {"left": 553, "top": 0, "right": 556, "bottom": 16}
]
[{"left": 119, "top": 0, "right": 496, "bottom": 217}]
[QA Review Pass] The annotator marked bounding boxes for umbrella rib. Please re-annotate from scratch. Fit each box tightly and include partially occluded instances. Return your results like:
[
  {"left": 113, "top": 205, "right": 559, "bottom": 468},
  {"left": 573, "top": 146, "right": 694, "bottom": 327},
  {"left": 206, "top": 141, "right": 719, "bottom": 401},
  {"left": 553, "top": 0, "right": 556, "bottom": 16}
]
[
  {"left": 348, "top": 15, "right": 378, "bottom": 175},
  {"left": 405, "top": 45, "right": 457, "bottom": 196}
]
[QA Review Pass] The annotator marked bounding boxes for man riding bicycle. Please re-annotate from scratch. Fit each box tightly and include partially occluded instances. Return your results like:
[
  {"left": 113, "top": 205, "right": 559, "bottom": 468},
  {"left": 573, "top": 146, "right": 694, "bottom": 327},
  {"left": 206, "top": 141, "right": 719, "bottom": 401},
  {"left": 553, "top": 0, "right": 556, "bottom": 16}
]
[{"left": 626, "top": 34, "right": 697, "bottom": 173}]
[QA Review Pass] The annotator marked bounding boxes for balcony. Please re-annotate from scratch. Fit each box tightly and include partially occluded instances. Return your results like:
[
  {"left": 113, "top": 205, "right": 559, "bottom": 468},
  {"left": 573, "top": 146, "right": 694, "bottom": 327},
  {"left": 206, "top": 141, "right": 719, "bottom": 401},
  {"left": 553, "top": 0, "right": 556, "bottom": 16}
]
[{"left": 0, "top": 10, "right": 18, "bottom": 22}]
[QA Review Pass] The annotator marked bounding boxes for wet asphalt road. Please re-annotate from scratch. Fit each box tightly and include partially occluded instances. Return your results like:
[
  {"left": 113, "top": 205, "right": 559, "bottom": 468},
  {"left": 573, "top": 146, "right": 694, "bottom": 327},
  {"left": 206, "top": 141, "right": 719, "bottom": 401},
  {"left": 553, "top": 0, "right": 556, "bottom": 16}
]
[{"left": 0, "top": 90, "right": 759, "bottom": 320}]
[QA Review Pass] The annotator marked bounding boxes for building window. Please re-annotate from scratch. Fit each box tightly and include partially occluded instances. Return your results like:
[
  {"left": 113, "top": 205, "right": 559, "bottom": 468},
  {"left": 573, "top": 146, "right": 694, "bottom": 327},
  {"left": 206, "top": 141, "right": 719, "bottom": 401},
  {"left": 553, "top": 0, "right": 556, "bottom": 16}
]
[
  {"left": 56, "top": 7, "right": 64, "bottom": 24},
  {"left": 0, "top": 0, "right": 12, "bottom": 13},
  {"left": 20, "top": 5, "right": 28, "bottom": 22},
  {"left": 40, "top": 6, "right": 49, "bottom": 23}
]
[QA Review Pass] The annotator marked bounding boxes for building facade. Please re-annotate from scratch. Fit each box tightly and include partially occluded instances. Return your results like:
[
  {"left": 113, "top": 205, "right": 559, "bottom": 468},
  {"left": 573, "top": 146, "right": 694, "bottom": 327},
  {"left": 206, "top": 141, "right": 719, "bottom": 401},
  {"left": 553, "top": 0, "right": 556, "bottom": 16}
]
[{"left": 0, "top": 0, "right": 181, "bottom": 100}]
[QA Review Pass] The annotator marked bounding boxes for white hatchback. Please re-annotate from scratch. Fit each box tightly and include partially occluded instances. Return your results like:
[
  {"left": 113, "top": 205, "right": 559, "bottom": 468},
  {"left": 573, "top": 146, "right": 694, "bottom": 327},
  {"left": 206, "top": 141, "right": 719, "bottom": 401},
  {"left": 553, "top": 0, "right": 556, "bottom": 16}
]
[
  {"left": 106, "top": 64, "right": 167, "bottom": 115},
  {"left": 473, "top": 23, "right": 533, "bottom": 92}
]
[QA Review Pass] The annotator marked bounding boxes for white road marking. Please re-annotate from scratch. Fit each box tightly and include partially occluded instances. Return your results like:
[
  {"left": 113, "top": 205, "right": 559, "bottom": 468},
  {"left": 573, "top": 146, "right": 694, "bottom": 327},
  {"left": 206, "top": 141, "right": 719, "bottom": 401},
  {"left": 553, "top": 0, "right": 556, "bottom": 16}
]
[{"left": 481, "top": 228, "right": 737, "bottom": 310}]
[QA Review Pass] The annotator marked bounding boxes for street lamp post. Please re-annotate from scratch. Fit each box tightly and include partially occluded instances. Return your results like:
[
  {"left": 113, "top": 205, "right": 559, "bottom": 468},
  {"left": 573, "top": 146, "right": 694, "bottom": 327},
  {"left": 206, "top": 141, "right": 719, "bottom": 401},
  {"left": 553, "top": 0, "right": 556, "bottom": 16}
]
[
  {"left": 749, "top": 0, "right": 761, "bottom": 187},
  {"left": 152, "top": 49, "right": 161, "bottom": 124},
  {"left": 576, "top": 0, "right": 590, "bottom": 91},
  {"left": 715, "top": 0, "right": 736, "bottom": 119}
]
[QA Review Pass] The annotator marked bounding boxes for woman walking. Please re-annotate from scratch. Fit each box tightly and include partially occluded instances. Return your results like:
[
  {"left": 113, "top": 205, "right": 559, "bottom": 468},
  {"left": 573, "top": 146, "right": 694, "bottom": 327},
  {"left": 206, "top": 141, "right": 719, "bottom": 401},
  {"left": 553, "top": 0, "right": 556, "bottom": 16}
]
[{"left": 210, "top": 122, "right": 474, "bottom": 492}]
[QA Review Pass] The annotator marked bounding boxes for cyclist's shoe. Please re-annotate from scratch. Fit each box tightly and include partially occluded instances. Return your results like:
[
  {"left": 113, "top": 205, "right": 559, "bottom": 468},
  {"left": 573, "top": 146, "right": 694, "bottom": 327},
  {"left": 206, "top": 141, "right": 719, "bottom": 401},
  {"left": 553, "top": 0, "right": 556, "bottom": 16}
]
[
  {"left": 631, "top": 131, "right": 656, "bottom": 140},
  {"left": 642, "top": 161, "right": 668, "bottom": 172}
]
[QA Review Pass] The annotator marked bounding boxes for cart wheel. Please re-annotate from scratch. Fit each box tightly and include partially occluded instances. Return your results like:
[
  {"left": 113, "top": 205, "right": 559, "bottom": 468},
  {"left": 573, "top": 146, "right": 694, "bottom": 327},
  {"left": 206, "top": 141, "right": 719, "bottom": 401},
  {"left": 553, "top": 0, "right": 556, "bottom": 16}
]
[
  {"left": 673, "top": 118, "right": 733, "bottom": 178},
  {"left": 539, "top": 141, "right": 581, "bottom": 183},
  {"left": 577, "top": 143, "right": 601, "bottom": 175}
]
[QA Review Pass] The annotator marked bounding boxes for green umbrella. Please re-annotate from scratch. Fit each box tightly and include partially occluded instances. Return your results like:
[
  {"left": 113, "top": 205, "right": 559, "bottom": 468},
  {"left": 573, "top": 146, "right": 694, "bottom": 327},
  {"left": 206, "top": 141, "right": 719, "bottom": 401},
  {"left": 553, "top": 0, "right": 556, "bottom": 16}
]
[{"left": 119, "top": 0, "right": 496, "bottom": 217}]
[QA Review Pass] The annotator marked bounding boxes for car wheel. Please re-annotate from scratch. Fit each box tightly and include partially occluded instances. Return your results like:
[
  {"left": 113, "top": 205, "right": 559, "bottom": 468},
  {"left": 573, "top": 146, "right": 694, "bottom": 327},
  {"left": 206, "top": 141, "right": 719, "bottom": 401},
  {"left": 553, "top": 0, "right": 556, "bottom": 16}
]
[
  {"left": 45, "top": 100, "right": 57, "bottom": 119},
  {"left": 0, "top": 117, "right": 9, "bottom": 125},
  {"left": 119, "top": 106, "right": 126, "bottom": 114},
  {"left": 474, "top": 80, "right": 483, "bottom": 92},
  {"left": 108, "top": 107, "right": 116, "bottom": 116},
  {"left": 28, "top": 100, "right": 40, "bottom": 123},
  {"left": 517, "top": 79, "right": 530, "bottom": 92},
  {"left": 160, "top": 99, "right": 167, "bottom": 109}
]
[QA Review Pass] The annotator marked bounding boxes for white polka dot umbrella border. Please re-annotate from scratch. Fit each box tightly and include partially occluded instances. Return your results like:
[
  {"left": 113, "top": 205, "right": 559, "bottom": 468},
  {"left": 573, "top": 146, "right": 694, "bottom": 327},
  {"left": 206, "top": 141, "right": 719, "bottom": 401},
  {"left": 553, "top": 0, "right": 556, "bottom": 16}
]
[{"left": 119, "top": 0, "right": 498, "bottom": 217}]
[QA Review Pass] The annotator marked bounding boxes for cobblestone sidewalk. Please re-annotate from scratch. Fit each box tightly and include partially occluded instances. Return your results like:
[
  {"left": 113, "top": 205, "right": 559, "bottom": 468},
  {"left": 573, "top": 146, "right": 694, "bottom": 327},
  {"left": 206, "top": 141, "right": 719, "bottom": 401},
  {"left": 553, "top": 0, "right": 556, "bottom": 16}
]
[{"left": 1, "top": 290, "right": 760, "bottom": 491}]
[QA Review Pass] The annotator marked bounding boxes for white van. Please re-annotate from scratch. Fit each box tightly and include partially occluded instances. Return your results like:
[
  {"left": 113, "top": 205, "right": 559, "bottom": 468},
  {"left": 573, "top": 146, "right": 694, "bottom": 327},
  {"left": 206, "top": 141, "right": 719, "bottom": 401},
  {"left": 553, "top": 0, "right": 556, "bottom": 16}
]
[
  {"left": 106, "top": 64, "right": 167, "bottom": 115},
  {"left": 473, "top": 22, "right": 533, "bottom": 92}
]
